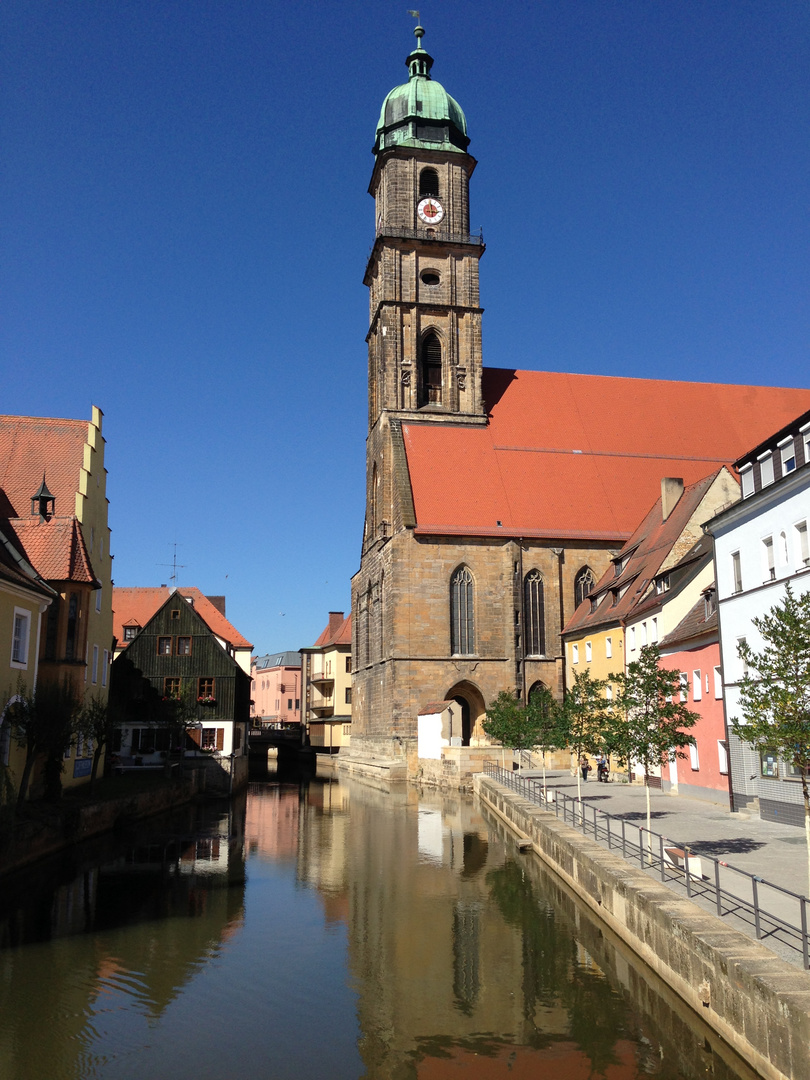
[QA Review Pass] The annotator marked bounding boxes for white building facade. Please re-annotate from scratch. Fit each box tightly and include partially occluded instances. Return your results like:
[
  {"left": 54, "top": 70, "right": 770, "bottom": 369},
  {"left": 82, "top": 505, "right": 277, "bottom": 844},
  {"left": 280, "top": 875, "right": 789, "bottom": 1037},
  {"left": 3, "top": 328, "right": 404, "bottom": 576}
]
[{"left": 706, "top": 410, "right": 810, "bottom": 825}]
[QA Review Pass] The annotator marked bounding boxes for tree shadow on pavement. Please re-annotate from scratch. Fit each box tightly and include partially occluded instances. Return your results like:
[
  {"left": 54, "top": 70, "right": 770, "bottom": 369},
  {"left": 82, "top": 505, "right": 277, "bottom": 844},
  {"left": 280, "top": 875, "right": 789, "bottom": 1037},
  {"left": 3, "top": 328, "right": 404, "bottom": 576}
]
[
  {"left": 686, "top": 838, "right": 764, "bottom": 856},
  {"left": 610, "top": 810, "right": 670, "bottom": 821}
]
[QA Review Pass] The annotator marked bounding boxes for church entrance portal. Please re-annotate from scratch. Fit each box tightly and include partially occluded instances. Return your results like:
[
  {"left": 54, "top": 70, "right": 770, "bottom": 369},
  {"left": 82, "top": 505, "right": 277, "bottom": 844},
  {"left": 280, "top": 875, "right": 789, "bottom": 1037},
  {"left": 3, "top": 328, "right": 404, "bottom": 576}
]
[{"left": 446, "top": 681, "right": 486, "bottom": 747}]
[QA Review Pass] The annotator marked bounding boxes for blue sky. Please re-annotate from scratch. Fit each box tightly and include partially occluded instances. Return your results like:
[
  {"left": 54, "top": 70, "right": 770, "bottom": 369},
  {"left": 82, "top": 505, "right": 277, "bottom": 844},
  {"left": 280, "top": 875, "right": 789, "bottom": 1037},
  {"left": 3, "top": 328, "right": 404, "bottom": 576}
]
[{"left": 4, "top": 1, "right": 808, "bottom": 654}]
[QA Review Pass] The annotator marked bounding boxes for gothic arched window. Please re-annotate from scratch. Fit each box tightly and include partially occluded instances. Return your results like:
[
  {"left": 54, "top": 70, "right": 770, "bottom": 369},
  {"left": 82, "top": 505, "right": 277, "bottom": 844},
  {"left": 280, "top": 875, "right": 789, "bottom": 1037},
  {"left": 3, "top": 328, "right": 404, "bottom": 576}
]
[
  {"left": 420, "top": 331, "right": 442, "bottom": 406},
  {"left": 451, "top": 566, "right": 475, "bottom": 655},
  {"left": 365, "top": 585, "right": 373, "bottom": 664},
  {"left": 574, "top": 566, "right": 596, "bottom": 610},
  {"left": 420, "top": 168, "right": 439, "bottom": 197},
  {"left": 524, "top": 570, "right": 545, "bottom": 656}
]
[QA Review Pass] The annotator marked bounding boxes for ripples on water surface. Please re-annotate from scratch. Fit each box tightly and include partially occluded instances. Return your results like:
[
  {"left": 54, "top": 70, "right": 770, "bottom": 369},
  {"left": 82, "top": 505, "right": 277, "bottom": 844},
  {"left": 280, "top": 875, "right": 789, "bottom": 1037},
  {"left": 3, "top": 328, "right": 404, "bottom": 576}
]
[{"left": 0, "top": 776, "right": 757, "bottom": 1079}]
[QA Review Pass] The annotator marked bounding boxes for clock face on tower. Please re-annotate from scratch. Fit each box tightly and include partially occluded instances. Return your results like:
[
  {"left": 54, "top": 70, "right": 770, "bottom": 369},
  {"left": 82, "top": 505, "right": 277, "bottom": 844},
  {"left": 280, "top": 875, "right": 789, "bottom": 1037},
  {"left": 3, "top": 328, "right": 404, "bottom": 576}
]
[{"left": 417, "top": 197, "right": 445, "bottom": 225}]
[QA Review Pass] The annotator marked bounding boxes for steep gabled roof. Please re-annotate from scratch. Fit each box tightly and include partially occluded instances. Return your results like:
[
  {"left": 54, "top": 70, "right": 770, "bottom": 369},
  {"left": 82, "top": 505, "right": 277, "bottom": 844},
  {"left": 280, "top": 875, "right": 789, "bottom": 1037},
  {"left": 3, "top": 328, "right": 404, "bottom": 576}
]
[
  {"left": 9, "top": 517, "right": 99, "bottom": 585},
  {"left": 563, "top": 470, "right": 728, "bottom": 636},
  {"left": 660, "top": 588, "right": 718, "bottom": 649},
  {"left": 311, "top": 612, "right": 352, "bottom": 649},
  {"left": 0, "top": 415, "right": 89, "bottom": 519},
  {"left": 402, "top": 369, "right": 810, "bottom": 540},
  {"left": 0, "top": 521, "right": 57, "bottom": 598},
  {"left": 113, "top": 586, "right": 252, "bottom": 650}
]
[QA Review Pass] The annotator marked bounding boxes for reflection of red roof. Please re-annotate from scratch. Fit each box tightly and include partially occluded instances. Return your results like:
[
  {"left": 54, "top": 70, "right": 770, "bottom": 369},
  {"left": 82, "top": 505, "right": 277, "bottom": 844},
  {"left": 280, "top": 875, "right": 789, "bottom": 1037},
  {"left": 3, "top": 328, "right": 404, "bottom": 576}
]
[
  {"left": 0, "top": 415, "right": 89, "bottom": 518},
  {"left": 313, "top": 612, "right": 352, "bottom": 648},
  {"left": 403, "top": 369, "right": 810, "bottom": 540},
  {"left": 10, "top": 517, "right": 99, "bottom": 585},
  {"left": 113, "top": 586, "right": 252, "bottom": 649}
]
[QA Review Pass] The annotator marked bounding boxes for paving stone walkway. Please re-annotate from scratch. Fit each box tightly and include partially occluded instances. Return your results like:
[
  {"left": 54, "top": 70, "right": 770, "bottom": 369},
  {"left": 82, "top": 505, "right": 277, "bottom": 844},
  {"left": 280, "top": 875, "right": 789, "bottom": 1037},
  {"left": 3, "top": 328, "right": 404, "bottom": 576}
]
[{"left": 514, "top": 768, "right": 810, "bottom": 969}]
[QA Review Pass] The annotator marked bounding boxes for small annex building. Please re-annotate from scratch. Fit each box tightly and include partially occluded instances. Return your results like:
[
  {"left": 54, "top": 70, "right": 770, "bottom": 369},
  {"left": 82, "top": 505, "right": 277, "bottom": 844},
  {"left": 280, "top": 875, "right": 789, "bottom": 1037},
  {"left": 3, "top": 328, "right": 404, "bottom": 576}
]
[
  {"left": 345, "top": 26, "right": 810, "bottom": 784},
  {"left": 110, "top": 586, "right": 253, "bottom": 791},
  {"left": 301, "top": 612, "right": 352, "bottom": 754}
]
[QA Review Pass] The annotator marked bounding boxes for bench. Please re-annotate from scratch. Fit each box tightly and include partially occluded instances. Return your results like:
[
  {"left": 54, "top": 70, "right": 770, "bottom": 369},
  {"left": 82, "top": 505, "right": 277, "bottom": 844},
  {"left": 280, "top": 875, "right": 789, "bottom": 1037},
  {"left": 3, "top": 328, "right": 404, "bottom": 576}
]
[{"left": 664, "top": 846, "right": 706, "bottom": 879}]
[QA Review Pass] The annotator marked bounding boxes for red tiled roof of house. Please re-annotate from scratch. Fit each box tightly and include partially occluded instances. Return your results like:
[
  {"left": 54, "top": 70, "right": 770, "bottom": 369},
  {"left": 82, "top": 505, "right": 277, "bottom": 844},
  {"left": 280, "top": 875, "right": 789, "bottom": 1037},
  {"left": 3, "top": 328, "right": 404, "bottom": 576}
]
[
  {"left": 563, "top": 470, "right": 726, "bottom": 636},
  {"left": 10, "top": 517, "right": 99, "bottom": 585},
  {"left": 0, "top": 415, "right": 89, "bottom": 519},
  {"left": 0, "top": 522, "right": 57, "bottom": 598},
  {"left": 418, "top": 700, "right": 455, "bottom": 715},
  {"left": 402, "top": 369, "right": 810, "bottom": 540},
  {"left": 660, "top": 589, "right": 718, "bottom": 649},
  {"left": 113, "top": 586, "right": 253, "bottom": 649},
  {"left": 312, "top": 613, "right": 352, "bottom": 648}
]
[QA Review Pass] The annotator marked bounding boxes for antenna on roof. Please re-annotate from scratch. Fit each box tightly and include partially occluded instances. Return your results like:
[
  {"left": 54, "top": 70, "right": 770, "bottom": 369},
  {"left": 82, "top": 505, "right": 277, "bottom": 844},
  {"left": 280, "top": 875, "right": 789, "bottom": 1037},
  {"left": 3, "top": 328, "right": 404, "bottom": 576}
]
[{"left": 157, "top": 541, "right": 186, "bottom": 585}]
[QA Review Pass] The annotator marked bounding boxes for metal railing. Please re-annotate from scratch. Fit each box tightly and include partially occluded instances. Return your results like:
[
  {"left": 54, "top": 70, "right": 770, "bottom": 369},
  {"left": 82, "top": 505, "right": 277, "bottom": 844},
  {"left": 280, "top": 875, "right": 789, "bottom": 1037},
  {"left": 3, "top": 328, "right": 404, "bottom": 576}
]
[{"left": 483, "top": 762, "right": 810, "bottom": 969}]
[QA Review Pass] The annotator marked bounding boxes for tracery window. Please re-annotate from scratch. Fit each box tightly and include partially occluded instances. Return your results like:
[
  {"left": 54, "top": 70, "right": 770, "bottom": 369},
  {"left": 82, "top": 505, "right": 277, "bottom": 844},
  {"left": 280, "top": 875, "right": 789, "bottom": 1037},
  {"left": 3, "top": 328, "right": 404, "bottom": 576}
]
[
  {"left": 451, "top": 566, "right": 475, "bottom": 655},
  {"left": 523, "top": 570, "right": 545, "bottom": 656},
  {"left": 574, "top": 566, "right": 595, "bottom": 610}
]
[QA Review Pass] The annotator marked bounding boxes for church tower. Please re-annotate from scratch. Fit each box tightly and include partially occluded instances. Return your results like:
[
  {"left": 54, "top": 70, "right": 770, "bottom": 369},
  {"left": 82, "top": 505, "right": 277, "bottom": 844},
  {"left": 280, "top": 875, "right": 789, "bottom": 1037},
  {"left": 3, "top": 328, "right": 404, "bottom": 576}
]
[{"left": 364, "top": 23, "right": 486, "bottom": 432}]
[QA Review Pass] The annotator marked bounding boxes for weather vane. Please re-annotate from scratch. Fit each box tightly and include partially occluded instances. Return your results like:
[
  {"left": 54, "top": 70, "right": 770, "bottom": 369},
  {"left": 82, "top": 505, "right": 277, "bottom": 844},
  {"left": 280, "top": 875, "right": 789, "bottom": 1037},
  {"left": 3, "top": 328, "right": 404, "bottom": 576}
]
[{"left": 408, "top": 10, "right": 420, "bottom": 23}]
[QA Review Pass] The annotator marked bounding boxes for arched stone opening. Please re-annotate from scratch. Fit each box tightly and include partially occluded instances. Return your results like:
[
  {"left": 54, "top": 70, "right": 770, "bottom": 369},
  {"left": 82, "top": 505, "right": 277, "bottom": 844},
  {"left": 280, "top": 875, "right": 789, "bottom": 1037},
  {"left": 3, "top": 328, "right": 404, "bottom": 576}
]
[{"left": 445, "top": 680, "right": 486, "bottom": 746}]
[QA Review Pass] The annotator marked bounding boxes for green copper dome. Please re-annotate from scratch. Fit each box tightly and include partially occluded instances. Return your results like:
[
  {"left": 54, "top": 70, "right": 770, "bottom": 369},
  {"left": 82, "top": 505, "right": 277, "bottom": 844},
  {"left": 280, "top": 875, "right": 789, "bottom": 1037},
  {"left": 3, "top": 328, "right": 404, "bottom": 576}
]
[{"left": 374, "top": 25, "right": 469, "bottom": 156}]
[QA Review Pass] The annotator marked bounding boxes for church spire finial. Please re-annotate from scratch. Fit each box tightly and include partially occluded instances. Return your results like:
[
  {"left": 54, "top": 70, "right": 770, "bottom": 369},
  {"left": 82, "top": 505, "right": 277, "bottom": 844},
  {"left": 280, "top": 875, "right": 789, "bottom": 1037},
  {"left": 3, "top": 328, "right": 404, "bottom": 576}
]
[{"left": 406, "top": 12, "right": 433, "bottom": 79}]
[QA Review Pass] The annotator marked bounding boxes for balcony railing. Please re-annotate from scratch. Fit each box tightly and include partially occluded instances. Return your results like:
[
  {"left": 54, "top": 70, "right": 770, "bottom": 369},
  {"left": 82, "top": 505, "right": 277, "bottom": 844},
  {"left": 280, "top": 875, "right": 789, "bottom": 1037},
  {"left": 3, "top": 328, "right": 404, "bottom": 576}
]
[{"left": 375, "top": 226, "right": 485, "bottom": 248}]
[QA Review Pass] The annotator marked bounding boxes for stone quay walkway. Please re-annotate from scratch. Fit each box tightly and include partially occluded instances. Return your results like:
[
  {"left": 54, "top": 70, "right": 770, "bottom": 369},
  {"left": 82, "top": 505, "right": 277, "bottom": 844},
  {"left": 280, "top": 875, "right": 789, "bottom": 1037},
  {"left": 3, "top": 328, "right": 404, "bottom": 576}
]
[{"left": 514, "top": 768, "right": 809, "bottom": 969}]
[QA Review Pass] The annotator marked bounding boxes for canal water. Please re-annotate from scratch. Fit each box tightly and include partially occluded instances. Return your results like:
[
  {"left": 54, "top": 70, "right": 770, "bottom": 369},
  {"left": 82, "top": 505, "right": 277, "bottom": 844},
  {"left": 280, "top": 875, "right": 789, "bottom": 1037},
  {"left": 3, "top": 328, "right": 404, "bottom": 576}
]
[{"left": 0, "top": 772, "right": 757, "bottom": 1080}]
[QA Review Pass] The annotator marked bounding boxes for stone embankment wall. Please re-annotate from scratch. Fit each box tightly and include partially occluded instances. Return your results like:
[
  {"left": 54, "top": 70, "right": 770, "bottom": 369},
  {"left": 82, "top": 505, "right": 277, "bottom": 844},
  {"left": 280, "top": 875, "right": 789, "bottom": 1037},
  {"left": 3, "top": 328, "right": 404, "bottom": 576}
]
[
  {"left": 1, "top": 770, "right": 207, "bottom": 876},
  {"left": 476, "top": 774, "right": 810, "bottom": 1080}
]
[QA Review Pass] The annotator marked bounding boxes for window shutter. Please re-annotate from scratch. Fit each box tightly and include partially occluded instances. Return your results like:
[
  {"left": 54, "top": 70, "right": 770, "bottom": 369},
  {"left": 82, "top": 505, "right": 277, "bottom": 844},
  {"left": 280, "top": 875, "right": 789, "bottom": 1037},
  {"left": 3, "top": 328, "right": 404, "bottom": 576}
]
[
  {"left": 187, "top": 727, "right": 201, "bottom": 748},
  {"left": 216, "top": 728, "right": 224, "bottom": 751}
]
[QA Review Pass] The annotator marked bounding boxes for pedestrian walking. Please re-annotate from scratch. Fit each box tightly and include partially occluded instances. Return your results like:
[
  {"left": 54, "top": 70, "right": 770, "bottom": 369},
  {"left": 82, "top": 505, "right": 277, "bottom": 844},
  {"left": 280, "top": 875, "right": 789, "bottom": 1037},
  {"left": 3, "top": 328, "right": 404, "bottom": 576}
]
[{"left": 580, "top": 754, "right": 590, "bottom": 782}]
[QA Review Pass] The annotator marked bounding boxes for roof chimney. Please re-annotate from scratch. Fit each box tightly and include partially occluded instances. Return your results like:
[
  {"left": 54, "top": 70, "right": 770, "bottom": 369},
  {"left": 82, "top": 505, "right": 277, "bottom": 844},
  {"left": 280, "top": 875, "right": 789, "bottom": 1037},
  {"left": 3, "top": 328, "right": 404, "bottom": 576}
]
[
  {"left": 328, "top": 611, "right": 344, "bottom": 634},
  {"left": 661, "top": 477, "right": 684, "bottom": 522}
]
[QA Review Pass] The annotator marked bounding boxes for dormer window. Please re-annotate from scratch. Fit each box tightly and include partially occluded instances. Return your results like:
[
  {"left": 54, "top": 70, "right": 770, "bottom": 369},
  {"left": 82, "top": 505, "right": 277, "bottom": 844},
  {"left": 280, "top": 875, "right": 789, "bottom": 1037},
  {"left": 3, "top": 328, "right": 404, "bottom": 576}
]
[
  {"left": 655, "top": 574, "right": 670, "bottom": 595},
  {"left": 704, "top": 589, "right": 716, "bottom": 619},
  {"left": 123, "top": 625, "right": 140, "bottom": 641}
]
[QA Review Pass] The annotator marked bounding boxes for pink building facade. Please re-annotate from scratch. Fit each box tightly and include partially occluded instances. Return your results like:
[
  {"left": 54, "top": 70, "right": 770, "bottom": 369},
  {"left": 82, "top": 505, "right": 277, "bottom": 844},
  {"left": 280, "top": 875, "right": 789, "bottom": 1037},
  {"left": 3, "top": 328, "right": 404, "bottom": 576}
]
[
  {"left": 251, "top": 651, "right": 302, "bottom": 729},
  {"left": 659, "top": 587, "right": 730, "bottom": 806}
]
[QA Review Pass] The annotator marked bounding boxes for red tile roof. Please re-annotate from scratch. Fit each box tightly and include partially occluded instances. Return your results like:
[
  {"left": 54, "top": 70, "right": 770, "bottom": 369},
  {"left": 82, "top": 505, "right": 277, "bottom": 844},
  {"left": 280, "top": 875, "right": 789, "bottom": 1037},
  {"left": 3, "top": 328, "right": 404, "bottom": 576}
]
[
  {"left": 113, "top": 586, "right": 253, "bottom": 649},
  {"left": 312, "top": 613, "right": 352, "bottom": 648},
  {"left": 563, "top": 469, "right": 728, "bottom": 636},
  {"left": 660, "top": 589, "right": 718, "bottom": 649},
  {"left": 0, "top": 522, "right": 57, "bottom": 598},
  {"left": 0, "top": 415, "right": 89, "bottom": 519},
  {"left": 10, "top": 517, "right": 99, "bottom": 585},
  {"left": 403, "top": 369, "right": 810, "bottom": 540}
]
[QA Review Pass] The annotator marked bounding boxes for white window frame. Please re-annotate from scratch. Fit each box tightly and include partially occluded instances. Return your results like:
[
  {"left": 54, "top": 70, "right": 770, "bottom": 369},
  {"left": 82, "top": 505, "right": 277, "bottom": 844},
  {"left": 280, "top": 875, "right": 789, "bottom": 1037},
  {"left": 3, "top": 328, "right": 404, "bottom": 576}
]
[
  {"left": 797, "top": 520, "right": 809, "bottom": 568},
  {"left": 572, "top": 643, "right": 579, "bottom": 665},
  {"left": 679, "top": 672, "right": 688, "bottom": 702},
  {"left": 689, "top": 743, "right": 699, "bottom": 771},
  {"left": 628, "top": 626, "right": 636, "bottom": 652},
  {"left": 718, "top": 740, "right": 729, "bottom": 775},
  {"left": 740, "top": 464, "right": 754, "bottom": 498},
  {"left": 605, "top": 636, "right": 612, "bottom": 659},
  {"left": 759, "top": 451, "right": 774, "bottom": 487},
  {"left": 731, "top": 551, "right": 742, "bottom": 594},
  {"left": 762, "top": 536, "right": 775, "bottom": 582},
  {"left": 102, "top": 648, "right": 109, "bottom": 688},
  {"left": 605, "top": 684, "right": 613, "bottom": 701},
  {"left": 641, "top": 621, "right": 648, "bottom": 647},
  {"left": 713, "top": 665, "right": 722, "bottom": 699},
  {"left": 692, "top": 669, "right": 702, "bottom": 701},
  {"left": 585, "top": 641, "right": 592, "bottom": 662},
  {"left": 650, "top": 617, "right": 658, "bottom": 643},
  {"left": 92, "top": 644, "right": 99, "bottom": 685},
  {"left": 803, "top": 423, "right": 810, "bottom": 467},
  {"left": 96, "top": 587, "right": 102, "bottom": 613},
  {"left": 11, "top": 607, "right": 31, "bottom": 669},
  {"left": 780, "top": 437, "right": 796, "bottom": 475}
]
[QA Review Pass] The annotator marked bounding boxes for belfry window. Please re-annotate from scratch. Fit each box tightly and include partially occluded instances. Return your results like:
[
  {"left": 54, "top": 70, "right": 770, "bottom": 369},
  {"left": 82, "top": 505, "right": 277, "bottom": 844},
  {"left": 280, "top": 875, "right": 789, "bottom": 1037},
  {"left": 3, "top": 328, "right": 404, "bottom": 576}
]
[
  {"left": 420, "top": 331, "right": 442, "bottom": 406},
  {"left": 524, "top": 570, "right": 545, "bottom": 657},
  {"left": 451, "top": 566, "right": 475, "bottom": 655},
  {"left": 419, "top": 168, "right": 439, "bottom": 197},
  {"left": 574, "top": 567, "right": 595, "bottom": 609}
]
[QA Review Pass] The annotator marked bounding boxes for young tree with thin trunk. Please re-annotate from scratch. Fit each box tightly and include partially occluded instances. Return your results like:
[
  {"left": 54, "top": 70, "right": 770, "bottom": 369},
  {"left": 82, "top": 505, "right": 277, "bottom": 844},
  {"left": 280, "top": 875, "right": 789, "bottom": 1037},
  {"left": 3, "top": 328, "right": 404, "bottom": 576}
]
[
  {"left": 560, "top": 668, "right": 611, "bottom": 810},
  {"left": 6, "top": 676, "right": 80, "bottom": 804},
  {"left": 526, "top": 683, "right": 568, "bottom": 801},
  {"left": 730, "top": 583, "right": 810, "bottom": 897},
  {"left": 484, "top": 690, "right": 553, "bottom": 773},
  {"left": 610, "top": 644, "right": 699, "bottom": 842}
]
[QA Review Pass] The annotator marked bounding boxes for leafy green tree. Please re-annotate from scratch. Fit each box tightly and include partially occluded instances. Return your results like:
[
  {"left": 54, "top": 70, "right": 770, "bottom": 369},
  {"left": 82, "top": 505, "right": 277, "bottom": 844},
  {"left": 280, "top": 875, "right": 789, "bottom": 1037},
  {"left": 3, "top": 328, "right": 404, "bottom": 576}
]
[
  {"left": 484, "top": 690, "right": 548, "bottom": 771},
  {"left": 76, "top": 693, "right": 116, "bottom": 792},
  {"left": 730, "top": 583, "right": 810, "bottom": 896},
  {"left": 559, "top": 668, "right": 611, "bottom": 807},
  {"left": 610, "top": 644, "right": 699, "bottom": 840},
  {"left": 526, "top": 683, "right": 568, "bottom": 799},
  {"left": 6, "top": 676, "right": 80, "bottom": 804}
]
